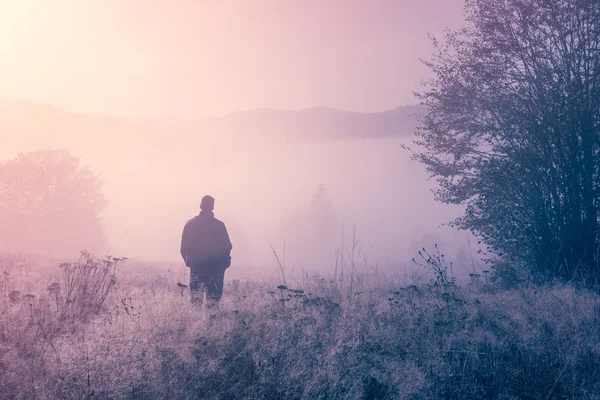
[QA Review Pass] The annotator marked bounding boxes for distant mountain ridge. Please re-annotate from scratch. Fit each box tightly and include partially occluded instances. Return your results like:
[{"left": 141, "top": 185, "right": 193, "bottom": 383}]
[
  {"left": 1, "top": 98, "right": 422, "bottom": 138},
  {"left": 215, "top": 105, "right": 423, "bottom": 140},
  {"left": 0, "top": 98, "right": 423, "bottom": 159}
]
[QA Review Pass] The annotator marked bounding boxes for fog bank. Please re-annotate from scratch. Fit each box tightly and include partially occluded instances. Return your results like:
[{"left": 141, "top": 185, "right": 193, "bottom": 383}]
[{"left": 0, "top": 104, "right": 483, "bottom": 279}]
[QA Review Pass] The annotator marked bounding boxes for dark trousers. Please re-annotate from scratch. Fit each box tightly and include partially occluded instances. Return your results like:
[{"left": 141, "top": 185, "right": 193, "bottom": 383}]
[{"left": 189, "top": 267, "right": 225, "bottom": 306}]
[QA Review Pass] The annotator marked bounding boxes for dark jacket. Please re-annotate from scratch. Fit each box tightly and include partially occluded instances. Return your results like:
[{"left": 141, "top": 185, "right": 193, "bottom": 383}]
[{"left": 180, "top": 211, "right": 232, "bottom": 272}]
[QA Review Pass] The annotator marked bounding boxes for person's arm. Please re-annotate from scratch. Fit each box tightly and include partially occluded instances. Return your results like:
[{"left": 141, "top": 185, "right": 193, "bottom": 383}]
[
  {"left": 223, "top": 224, "right": 233, "bottom": 253},
  {"left": 221, "top": 222, "right": 232, "bottom": 268},
  {"left": 180, "top": 222, "right": 190, "bottom": 266}
]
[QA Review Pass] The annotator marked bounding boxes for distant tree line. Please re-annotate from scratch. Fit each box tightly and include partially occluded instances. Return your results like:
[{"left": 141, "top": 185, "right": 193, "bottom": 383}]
[{"left": 416, "top": 0, "right": 600, "bottom": 284}]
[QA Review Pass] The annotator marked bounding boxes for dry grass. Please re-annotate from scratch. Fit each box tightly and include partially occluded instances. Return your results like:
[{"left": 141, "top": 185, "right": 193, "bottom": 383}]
[{"left": 1, "top": 254, "right": 600, "bottom": 399}]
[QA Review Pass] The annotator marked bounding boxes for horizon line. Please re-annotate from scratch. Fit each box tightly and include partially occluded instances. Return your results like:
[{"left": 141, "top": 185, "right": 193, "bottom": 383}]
[{"left": 0, "top": 95, "right": 422, "bottom": 122}]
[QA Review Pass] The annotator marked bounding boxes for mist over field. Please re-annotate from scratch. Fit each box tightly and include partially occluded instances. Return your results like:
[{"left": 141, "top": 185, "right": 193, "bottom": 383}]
[
  {"left": 0, "top": 100, "right": 477, "bottom": 278},
  {"left": 0, "top": 0, "right": 476, "bottom": 278}
]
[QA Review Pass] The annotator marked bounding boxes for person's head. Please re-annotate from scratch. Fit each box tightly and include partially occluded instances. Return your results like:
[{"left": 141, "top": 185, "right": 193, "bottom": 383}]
[{"left": 200, "top": 195, "right": 215, "bottom": 212}]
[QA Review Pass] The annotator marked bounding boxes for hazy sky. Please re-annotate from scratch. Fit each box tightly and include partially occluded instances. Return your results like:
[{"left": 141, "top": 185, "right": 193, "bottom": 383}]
[{"left": 0, "top": 0, "right": 465, "bottom": 118}]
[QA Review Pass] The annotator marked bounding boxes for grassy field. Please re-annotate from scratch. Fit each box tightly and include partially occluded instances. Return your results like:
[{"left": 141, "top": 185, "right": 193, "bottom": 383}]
[{"left": 1, "top": 252, "right": 600, "bottom": 399}]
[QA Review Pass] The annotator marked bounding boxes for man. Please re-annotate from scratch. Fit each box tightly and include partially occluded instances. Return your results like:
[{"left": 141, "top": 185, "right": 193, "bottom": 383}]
[{"left": 180, "top": 195, "right": 232, "bottom": 305}]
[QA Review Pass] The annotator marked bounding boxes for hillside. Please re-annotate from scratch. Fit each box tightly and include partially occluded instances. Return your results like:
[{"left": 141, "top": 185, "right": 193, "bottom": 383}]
[{"left": 0, "top": 98, "right": 422, "bottom": 158}]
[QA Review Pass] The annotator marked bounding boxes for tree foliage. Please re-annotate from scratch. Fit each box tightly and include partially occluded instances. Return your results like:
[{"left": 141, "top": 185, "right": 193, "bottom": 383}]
[
  {"left": 0, "top": 149, "right": 108, "bottom": 254},
  {"left": 415, "top": 0, "right": 600, "bottom": 283}
]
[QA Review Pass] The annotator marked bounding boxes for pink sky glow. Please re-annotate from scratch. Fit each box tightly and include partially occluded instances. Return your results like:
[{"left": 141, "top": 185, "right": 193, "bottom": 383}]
[{"left": 0, "top": 0, "right": 465, "bottom": 118}]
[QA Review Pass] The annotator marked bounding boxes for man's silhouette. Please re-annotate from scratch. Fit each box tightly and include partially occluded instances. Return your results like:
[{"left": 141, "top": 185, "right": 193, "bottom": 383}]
[{"left": 181, "top": 195, "right": 232, "bottom": 305}]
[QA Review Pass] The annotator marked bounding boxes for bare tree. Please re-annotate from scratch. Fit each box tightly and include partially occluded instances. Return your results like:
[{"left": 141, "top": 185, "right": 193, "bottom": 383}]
[
  {"left": 415, "top": 0, "right": 600, "bottom": 283},
  {"left": 0, "top": 149, "right": 109, "bottom": 255}
]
